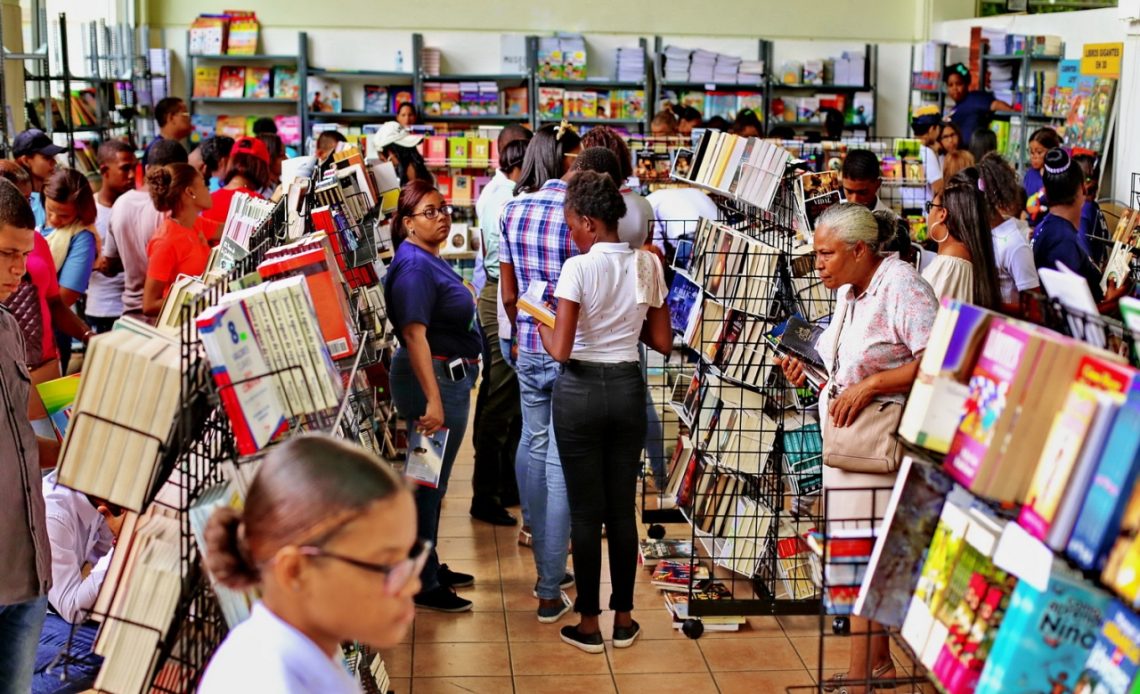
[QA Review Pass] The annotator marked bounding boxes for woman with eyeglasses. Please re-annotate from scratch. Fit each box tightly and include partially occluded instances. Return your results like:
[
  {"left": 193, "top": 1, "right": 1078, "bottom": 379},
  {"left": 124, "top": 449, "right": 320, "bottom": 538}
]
[
  {"left": 385, "top": 180, "right": 482, "bottom": 613},
  {"left": 198, "top": 434, "right": 420, "bottom": 693},
  {"left": 921, "top": 176, "right": 1001, "bottom": 309},
  {"left": 938, "top": 122, "right": 963, "bottom": 155}
]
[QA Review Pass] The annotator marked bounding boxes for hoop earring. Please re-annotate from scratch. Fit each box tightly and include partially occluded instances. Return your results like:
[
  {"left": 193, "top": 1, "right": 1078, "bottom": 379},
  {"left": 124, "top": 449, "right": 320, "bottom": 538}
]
[{"left": 929, "top": 221, "right": 950, "bottom": 244}]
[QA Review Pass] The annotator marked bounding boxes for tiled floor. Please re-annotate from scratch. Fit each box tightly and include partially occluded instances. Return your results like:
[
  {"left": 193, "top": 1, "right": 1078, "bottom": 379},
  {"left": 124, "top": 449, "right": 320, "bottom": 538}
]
[{"left": 384, "top": 413, "right": 931, "bottom": 693}]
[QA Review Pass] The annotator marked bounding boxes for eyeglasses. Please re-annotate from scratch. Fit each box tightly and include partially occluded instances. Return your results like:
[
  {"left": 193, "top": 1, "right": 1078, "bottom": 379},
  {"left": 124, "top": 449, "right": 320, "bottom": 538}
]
[
  {"left": 939, "top": 133, "right": 958, "bottom": 140},
  {"left": 924, "top": 200, "right": 944, "bottom": 214},
  {"left": 298, "top": 539, "right": 432, "bottom": 596},
  {"left": 410, "top": 205, "right": 454, "bottom": 220}
]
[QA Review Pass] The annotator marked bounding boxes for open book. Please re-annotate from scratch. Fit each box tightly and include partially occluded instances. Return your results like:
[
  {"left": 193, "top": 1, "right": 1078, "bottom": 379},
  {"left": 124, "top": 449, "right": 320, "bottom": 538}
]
[{"left": 517, "top": 280, "right": 555, "bottom": 328}]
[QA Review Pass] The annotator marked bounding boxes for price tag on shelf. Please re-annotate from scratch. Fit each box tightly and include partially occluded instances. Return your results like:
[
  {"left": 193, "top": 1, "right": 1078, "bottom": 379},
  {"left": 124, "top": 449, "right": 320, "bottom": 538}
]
[{"left": 993, "top": 522, "right": 1054, "bottom": 592}]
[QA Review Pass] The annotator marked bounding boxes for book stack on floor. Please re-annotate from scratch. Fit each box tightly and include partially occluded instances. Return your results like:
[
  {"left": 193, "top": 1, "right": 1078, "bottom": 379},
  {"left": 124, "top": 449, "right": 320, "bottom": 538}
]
[
  {"left": 639, "top": 540, "right": 746, "bottom": 631},
  {"left": 831, "top": 296, "right": 1140, "bottom": 693}
]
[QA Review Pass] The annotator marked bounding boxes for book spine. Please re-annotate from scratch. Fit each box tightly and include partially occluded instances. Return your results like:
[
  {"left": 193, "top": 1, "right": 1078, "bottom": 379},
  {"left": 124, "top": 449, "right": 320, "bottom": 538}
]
[
  {"left": 286, "top": 283, "right": 343, "bottom": 411},
  {"left": 265, "top": 285, "right": 318, "bottom": 414},
  {"left": 1068, "top": 404, "right": 1140, "bottom": 570}
]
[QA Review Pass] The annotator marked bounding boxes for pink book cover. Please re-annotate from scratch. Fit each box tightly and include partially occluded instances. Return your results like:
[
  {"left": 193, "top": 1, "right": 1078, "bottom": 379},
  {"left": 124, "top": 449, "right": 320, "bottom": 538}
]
[{"left": 943, "top": 319, "right": 1030, "bottom": 487}]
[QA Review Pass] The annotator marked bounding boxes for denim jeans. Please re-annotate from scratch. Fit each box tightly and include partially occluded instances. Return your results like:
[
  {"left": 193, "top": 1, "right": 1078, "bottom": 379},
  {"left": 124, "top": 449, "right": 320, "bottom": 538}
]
[
  {"left": 390, "top": 348, "right": 477, "bottom": 593},
  {"left": 33, "top": 614, "right": 101, "bottom": 694},
  {"left": 501, "top": 336, "right": 529, "bottom": 526},
  {"left": 516, "top": 349, "right": 570, "bottom": 600},
  {"left": 0, "top": 595, "right": 48, "bottom": 694},
  {"left": 552, "top": 361, "right": 646, "bottom": 616}
]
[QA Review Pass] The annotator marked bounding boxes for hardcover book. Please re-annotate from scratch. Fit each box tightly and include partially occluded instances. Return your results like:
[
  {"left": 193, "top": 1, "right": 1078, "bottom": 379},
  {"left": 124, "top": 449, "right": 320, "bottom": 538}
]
[
  {"left": 218, "top": 66, "right": 246, "bottom": 98},
  {"left": 272, "top": 66, "right": 299, "bottom": 99},
  {"left": 244, "top": 66, "right": 271, "bottom": 99},
  {"left": 1076, "top": 600, "right": 1140, "bottom": 694}
]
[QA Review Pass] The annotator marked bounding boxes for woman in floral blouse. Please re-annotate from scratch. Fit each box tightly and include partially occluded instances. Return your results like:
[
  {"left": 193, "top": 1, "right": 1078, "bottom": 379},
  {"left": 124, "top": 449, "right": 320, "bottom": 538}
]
[{"left": 779, "top": 203, "right": 938, "bottom": 694}]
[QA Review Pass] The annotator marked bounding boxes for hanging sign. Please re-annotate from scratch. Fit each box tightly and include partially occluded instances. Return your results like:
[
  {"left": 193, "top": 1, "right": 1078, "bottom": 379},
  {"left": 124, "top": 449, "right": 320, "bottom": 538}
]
[{"left": 1081, "top": 43, "right": 1123, "bottom": 78}]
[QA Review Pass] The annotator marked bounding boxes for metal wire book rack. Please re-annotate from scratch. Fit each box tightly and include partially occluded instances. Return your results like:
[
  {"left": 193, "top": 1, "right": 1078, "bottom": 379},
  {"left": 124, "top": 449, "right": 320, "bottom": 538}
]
[
  {"left": 654, "top": 172, "right": 834, "bottom": 634},
  {"left": 50, "top": 178, "right": 399, "bottom": 691}
]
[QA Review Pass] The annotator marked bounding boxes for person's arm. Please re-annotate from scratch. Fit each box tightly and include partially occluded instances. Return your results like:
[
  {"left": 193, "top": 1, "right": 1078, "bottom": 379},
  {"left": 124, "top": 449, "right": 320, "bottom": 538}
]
[
  {"left": 56, "top": 231, "right": 97, "bottom": 307},
  {"left": 48, "top": 295, "right": 91, "bottom": 342},
  {"left": 44, "top": 507, "right": 114, "bottom": 623},
  {"left": 640, "top": 304, "right": 672, "bottom": 355},
  {"left": 400, "top": 322, "right": 445, "bottom": 434},
  {"left": 538, "top": 299, "right": 580, "bottom": 363},
  {"left": 828, "top": 359, "right": 922, "bottom": 428},
  {"left": 142, "top": 277, "right": 171, "bottom": 317},
  {"left": 500, "top": 260, "right": 519, "bottom": 325},
  {"left": 991, "top": 98, "right": 1015, "bottom": 112}
]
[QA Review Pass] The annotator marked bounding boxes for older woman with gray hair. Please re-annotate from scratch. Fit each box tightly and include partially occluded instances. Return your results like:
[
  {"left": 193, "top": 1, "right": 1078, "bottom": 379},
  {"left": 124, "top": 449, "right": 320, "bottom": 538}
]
[{"left": 778, "top": 203, "right": 938, "bottom": 694}]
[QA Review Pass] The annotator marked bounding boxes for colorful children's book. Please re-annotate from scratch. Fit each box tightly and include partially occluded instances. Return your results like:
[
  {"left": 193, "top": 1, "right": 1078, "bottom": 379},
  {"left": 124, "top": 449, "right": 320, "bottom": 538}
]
[
  {"left": 193, "top": 66, "right": 221, "bottom": 98},
  {"left": 244, "top": 67, "right": 271, "bottom": 99},
  {"left": 36, "top": 374, "right": 82, "bottom": 441},
  {"left": 1076, "top": 600, "right": 1140, "bottom": 694},
  {"left": 651, "top": 559, "right": 710, "bottom": 591},
  {"left": 272, "top": 66, "right": 299, "bottom": 100},
  {"left": 363, "top": 85, "right": 388, "bottom": 114},
  {"left": 218, "top": 66, "right": 246, "bottom": 98}
]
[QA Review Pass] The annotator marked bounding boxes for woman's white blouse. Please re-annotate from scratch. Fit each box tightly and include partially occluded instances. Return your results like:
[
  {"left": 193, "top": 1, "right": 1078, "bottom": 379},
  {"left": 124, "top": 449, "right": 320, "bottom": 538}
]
[{"left": 197, "top": 602, "right": 361, "bottom": 694}]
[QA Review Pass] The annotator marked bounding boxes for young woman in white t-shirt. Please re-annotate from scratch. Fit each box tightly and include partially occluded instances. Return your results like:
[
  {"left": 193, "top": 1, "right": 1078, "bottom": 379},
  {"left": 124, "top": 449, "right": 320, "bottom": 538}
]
[{"left": 537, "top": 171, "right": 672, "bottom": 654}]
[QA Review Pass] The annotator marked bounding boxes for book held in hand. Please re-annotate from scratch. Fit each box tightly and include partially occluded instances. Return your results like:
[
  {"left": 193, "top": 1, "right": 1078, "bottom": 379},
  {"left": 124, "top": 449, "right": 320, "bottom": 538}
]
[
  {"left": 406, "top": 427, "right": 449, "bottom": 488},
  {"left": 517, "top": 279, "right": 555, "bottom": 328}
]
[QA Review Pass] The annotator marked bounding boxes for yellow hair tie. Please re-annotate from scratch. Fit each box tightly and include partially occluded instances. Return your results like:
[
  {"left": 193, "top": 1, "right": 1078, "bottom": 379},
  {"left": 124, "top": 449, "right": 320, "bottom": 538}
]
[{"left": 555, "top": 118, "right": 577, "bottom": 141}]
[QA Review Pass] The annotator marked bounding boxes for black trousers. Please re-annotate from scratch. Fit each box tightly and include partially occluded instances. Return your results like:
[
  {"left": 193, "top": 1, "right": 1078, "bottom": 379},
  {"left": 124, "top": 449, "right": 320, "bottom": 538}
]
[
  {"left": 472, "top": 280, "right": 521, "bottom": 506},
  {"left": 552, "top": 360, "right": 646, "bottom": 616}
]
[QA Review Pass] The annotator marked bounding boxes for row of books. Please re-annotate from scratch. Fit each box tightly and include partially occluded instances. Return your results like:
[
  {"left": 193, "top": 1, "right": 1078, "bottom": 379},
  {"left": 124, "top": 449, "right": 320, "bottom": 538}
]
[
  {"left": 536, "top": 35, "right": 587, "bottom": 80},
  {"left": 661, "top": 90, "right": 764, "bottom": 122},
  {"left": 422, "top": 82, "right": 524, "bottom": 117},
  {"left": 536, "top": 87, "right": 646, "bottom": 121},
  {"left": 770, "top": 92, "right": 874, "bottom": 127},
  {"left": 421, "top": 135, "right": 497, "bottom": 168},
  {"left": 778, "top": 54, "right": 866, "bottom": 87},
  {"left": 661, "top": 45, "right": 765, "bottom": 86},
  {"left": 191, "top": 114, "right": 301, "bottom": 147},
  {"left": 188, "top": 11, "right": 259, "bottom": 56},
  {"left": 193, "top": 65, "right": 299, "bottom": 100},
  {"left": 679, "top": 131, "right": 791, "bottom": 209}
]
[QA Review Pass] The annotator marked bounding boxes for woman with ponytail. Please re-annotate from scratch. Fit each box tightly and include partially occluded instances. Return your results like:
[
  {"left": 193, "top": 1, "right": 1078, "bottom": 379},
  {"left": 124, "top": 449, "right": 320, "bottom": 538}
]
[
  {"left": 141, "top": 163, "right": 213, "bottom": 316},
  {"left": 921, "top": 173, "right": 1002, "bottom": 310},
  {"left": 198, "top": 434, "right": 417, "bottom": 693}
]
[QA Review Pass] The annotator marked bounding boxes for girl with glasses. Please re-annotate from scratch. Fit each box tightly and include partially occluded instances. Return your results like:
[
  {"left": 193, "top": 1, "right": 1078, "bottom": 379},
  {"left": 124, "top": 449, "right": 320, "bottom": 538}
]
[
  {"left": 198, "top": 434, "right": 417, "bottom": 693},
  {"left": 384, "top": 180, "right": 483, "bottom": 613},
  {"left": 922, "top": 176, "right": 1001, "bottom": 309}
]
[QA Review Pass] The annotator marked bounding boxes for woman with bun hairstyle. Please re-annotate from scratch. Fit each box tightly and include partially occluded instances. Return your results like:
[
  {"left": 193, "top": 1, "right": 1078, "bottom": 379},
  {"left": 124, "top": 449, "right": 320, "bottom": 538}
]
[
  {"left": 198, "top": 434, "right": 419, "bottom": 693},
  {"left": 1032, "top": 148, "right": 1130, "bottom": 313},
  {"left": 141, "top": 163, "right": 213, "bottom": 316}
]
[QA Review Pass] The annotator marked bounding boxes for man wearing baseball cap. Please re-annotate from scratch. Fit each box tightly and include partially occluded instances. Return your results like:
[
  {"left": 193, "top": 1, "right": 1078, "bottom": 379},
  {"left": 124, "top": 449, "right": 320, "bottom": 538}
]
[
  {"left": 368, "top": 121, "right": 432, "bottom": 187},
  {"left": 13, "top": 129, "right": 65, "bottom": 231}
]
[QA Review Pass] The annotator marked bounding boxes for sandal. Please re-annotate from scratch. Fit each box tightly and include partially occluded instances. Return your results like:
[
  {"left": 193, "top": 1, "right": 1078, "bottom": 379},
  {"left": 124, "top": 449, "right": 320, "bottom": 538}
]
[{"left": 823, "top": 661, "right": 896, "bottom": 692}]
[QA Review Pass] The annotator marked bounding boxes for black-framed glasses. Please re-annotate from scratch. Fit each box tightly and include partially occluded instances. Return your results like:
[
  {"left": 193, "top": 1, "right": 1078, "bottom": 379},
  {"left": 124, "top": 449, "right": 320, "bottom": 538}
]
[
  {"left": 298, "top": 539, "right": 432, "bottom": 596},
  {"left": 924, "top": 200, "right": 944, "bottom": 214},
  {"left": 411, "top": 205, "right": 454, "bottom": 220}
]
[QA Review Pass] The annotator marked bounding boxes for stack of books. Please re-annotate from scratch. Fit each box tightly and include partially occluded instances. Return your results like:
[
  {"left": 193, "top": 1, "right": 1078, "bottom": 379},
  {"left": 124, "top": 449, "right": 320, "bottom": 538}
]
[
  {"left": 662, "top": 45, "right": 692, "bottom": 83},
  {"left": 682, "top": 131, "right": 790, "bottom": 210},
  {"left": 615, "top": 46, "right": 643, "bottom": 82}
]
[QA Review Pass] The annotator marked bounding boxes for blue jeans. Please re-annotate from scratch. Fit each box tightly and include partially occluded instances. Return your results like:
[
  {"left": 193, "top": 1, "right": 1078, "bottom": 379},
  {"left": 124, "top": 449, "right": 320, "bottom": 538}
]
[
  {"left": 0, "top": 595, "right": 48, "bottom": 694},
  {"left": 33, "top": 614, "right": 101, "bottom": 694},
  {"left": 501, "top": 336, "right": 530, "bottom": 527},
  {"left": 390, "top": 348, "right": 477, "bottom": 593},
  {"left": 516, "top": 349, "right": 571, "bottom": 600}
]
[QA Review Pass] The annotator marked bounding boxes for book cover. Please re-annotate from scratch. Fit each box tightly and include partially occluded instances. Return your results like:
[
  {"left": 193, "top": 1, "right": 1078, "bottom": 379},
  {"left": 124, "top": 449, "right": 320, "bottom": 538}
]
[
  {"left": 218, "top": 66, "right": 246, "bottom": 98},
  {"left": 902, "top": 498, "right": 971, "bottom": 656},
  {"left": 976, "top": 565, "right": 1110, "bottom": 694},
  {"left": 193, "top": 66, "right": 221, "bottom": 98},
  {"left": 244, "top": 66, "right": 271, "bottom": 99},
  {"left": 363, "top": 85, "right": 388, "bottom": 114},
  {"left": 307, "top": 76, "right": 342, "bottom": 113},
  {"left": 639, "top": 539, "right": 694, "bottom": 567},
  {"left": 1075, "top": 600, "right": 1140, "bottom": 694},
  {"left": 406, "top": 427, "right": 448, "bottom": 488},
  {"left": 1047, "top": 392, "right": 1121, "bottom": 552},
  {"left": 216, "top": 115, "right": 248, "bottom": 139},
  {"left": 35, "top": 374, "right": 82, "bottom": 441},
  {"left": 272, "top": 66, "right": 299, "bottom": 99},
  {"left": 651, "top": 559, "right": 710, "bottom": 591}
]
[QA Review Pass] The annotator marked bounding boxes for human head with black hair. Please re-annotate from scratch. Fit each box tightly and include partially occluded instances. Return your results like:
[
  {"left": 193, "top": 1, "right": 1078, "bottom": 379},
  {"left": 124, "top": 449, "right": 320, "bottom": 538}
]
[
  {"left": 258, "top": 133, "right": 286, "bottom": 185},
  {"left": 944, "top": 62, "right": 972, "bottom": 104},
  {"left": 96, "top": 140, "right": 137, "bottom": 201},
  {"left": 969, "top": 127, "right": 998, "bottom": 162},
  {"left": 872, "top": 209, "right": 916, "bottom": 264},
  {"left": 0, "top": 178, "right": 35, "bottom": 302},
  {"left": 732, "top": 108, "right": 763, "bottom": 139},
  {"left": 939, "top": 122, "right": 962, "bottom": 154},
  {"left": 315, "top": 130, "right": 347, "bottom": 161},
  {"left": 1041, "top": 147, "right": 1084, "bottom": 208},
  {"left": 1072, "top": 152, "right": 1100, "bottom": 201},
  {"left": 498, "top": 124, "right": 531, "bottom": 151},
  {"left": 705, "top": 115, "right": 730, "bottom": 132},
  {"left": 767, "top": 124, "right": 795, "bottom": 140},
  {"left": 571, "top": 147, "right": 624, "bottom": 187},
  {"left": 821, "top": 108, "right": 844, "bottom": 141},
  {"left": 581, "top": 126, "right": 633, "bottom": 181},
  {"left": 252, "top": 117, "right": 278, "bottom": 136},
  {"left": 911, "top": 106, "right": 942, "bottom": 146},
  {"left": 202, "top": 434, "right": 417, "bottom": 660},
  {"left": 154, "top": 97, "right": 192, "bottom": 141},
  {"left": 499, "top": 140, "right": 529, "bottom": 181},
  {"left": 147, "top": 138, "right": 190, "bottom": 169},
  {"left": 564, "top": 169, "right": 627, "bottom": 253},
  {"left": 514, "top": 122, "right": 582, "bottom": 196},
  {"left": 677, "top": 106, "right": 702, "bottom": 135},
  {"left": 44, "top": 168, "right": 97, "bottom": 229},
  {"left": 192, "top": 136, "right": 234, "bottom": 183},
  {"left": 651, "top": 111, "right": 678, "bottom": 136},
  {"left": 0, "top": 160, "right": 32, "bottom": 199},
  {"left": 969, "top": 153, "right": 1024, "bottom": 223},
  {"left": 382, "top": 143, "right": 433, "bottom": 188},
  {"left": 840, "top": 149, "right": 882, "bottom": 209},
  {"left": 1028, "top": 127, "right": 1063, "bottom": 173},
  {"left": 926, "top": 174, "right": 1002, "bottom": 309},
  {"left": 396, "top": 102, "right": 418, "bottom": 128}
]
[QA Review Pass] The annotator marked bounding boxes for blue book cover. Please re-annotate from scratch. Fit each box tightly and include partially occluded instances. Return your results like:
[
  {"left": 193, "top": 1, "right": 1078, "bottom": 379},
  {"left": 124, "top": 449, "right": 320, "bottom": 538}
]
[
  {"left": 976, "top": 566, "right": 1110, "bottom": 694},
  {"left": 1067, "top": 395, "right": 1140, "bottom": 571},
  {"left": 1076, "top": 600, "right": 1140, "bottom": 694},
  {"left": 667, "top": 272, "right": 701, "bottom": 335}
]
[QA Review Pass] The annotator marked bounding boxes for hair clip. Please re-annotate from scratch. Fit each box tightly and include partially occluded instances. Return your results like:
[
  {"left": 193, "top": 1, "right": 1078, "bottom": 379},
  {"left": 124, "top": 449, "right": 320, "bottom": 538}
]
[
  {"left": 555, "top": 119, "right": 577, "bottom": 142},
  {"left": 956, "top": 64, "right": 969, "bottom": 75},
  {"left": 978, "top": 178, "right": 986, "bottom": 192},
  {"left": 1044, "top": 160, "right": 1071, "bottom": 175}
]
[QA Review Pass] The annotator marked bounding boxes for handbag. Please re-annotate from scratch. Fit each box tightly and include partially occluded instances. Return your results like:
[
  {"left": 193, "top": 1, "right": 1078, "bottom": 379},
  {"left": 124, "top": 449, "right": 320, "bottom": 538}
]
[
  {"left": 2, "top": 277, "right": 44, "bottom": 367},
  {"left": 820, "top": 300, "right": 904, "bottom": 475}
]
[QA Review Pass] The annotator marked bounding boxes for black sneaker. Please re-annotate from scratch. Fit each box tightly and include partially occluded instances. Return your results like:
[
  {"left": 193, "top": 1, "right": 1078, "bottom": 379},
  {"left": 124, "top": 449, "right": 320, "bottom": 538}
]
[
  {"left": 414, "top": 586, "right": 473, "bottom": 613},
  {"left": 613, "top": 620, "right": 641, "bottom": 648},
  {"left": 560, "top": 625, "right": 605, "bottom": 654},
  {"left": 532, "top": 573, "right": 575, "bottom": 598},
  {"left": 470, "top": 500, "right": 518, "bottom": 526},
  {"left": 438, "top": 564, "right": 474, "bottom": 589}
]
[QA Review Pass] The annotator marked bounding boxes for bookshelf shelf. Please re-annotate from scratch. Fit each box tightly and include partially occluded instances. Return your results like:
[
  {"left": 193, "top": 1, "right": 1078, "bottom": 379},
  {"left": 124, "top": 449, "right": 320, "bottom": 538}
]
[
  {"left": 778, "top": 121, "right": 873, "bottom": 129},
  {"left": 307, "top": 68, "right": 413, "bottom": 80},
  {"left": 307, "top": 110, "right": 394, "bottom": 120},
  {"left": 423, "top": 113, "right": 529, "bottom": 123},
  {"left": 538, "top": 117, "right": 646, "bottom": 126},
  {"left": 427, "top": 73, "right": 529, "bottom": 82},
  {"left": 769, "top": 83, "right": 869, "bottom": 91},
  {"left": 189, "top": 53, "right": 298, "bottom": 62},
  {"left": 659, "top": 80, "right": 765, "bottom": 91},
  {"left": 192, "top": 97, "right": 299, "bottom": 105},
  {"left": 536, "top": 79, "right": 646, "bottom": 90}
]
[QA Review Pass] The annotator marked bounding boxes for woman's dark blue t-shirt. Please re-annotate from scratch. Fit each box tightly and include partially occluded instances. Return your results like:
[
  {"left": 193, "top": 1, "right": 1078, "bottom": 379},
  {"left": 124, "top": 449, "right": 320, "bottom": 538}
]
[
  {"left": 1032, "top": 212, "right": 1104, "bottom": 302},
  {"left": 949, "top": 90, "right": 996, "bottom": 147},
  {"left": 384, "top": 241, "right": 482, "bottom": 359}
]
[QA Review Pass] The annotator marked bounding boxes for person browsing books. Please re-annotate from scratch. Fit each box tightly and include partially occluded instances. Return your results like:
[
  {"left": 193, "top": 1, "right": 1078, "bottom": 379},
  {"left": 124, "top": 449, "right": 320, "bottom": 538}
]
[
  {"left": 938, "top": 122, "right": 963, "bottom": 155},
  {"left": 198, "top": 435, "right": 418, "bottom": 694},
  {"left": 676, "top": 106, "right": 702, "bottom": 136},
  {"left": 580, "top": 127, "right": 654, "bottom": 250},
  {"left": 840, "top": 150, "right": 892, "bottom": 214},
  {"left": 944, "top": 63, "right": 1014, "bottom": 150},
  {"left": 384, "top": 180, "right": 482, "bottom": 613},
  {"left": 199, "top": 136, "right": 268, "bottom": 243},
  {"left": 959, "top": 155, "right": 1040, "bottom": 314},
  {"left": 103, "top": 139, "right": 187, "bottom": 319},
  {"left": 1073, "top": 152, "right": 1110, "bottom": 266},
  {"left": 922, "top": 174, "right": 1001, "bottom": 309},
  {"left": 537, "top": 170, "right": 672, "bottom": 654},
  {"left": 141, "top": 163, "right": 213, "bottom": 317},
  {"left": 499, "top": 122, "right": 583, "bottom": 625},
  {"left": 777, "top": 203, "right": 938, "bottom": 694},
  {"left": 911, "top": 107, "right": 944, "bottom": 200},
  {"left": 1032, "top": 148, "right": 1129, "bottom": 313},
  {"left": 141, "top": 97, "right": 191, "bottom": 167},
  {"left": 87, "top": 142, "right": 138, "bottom": 335},
  {"left": 31, "top": 475, "right": 121, "bottom": 693},
  {"left": 42, "top": 168, "right": 99, "bottom": 374},
  {"left": 374, "top": 122, "right": 433, "bottom": 189},
  {"left": 1024, "top": 127, "right": 1062, "bottom": 225},
  {"left": 13, "top": 129, "right": 64, "bottom": 231},
  {"left": 0, "top": 179, "right": 55, "bottom": 694},
  {"left": 188, "top": 136, "right": 234, "bottom": 194}
]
